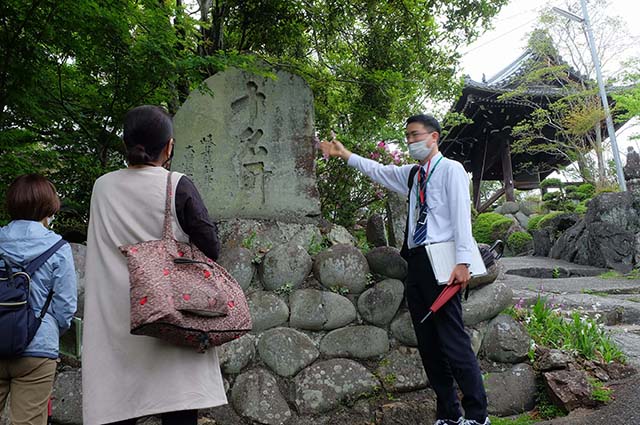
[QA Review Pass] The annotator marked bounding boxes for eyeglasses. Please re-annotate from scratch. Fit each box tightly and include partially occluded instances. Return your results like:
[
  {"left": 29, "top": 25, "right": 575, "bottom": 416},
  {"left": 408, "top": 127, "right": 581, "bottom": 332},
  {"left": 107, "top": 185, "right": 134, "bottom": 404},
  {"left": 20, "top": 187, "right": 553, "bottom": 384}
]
[{"left": 404, "top": 131, "right": 432, "bottom": 141}]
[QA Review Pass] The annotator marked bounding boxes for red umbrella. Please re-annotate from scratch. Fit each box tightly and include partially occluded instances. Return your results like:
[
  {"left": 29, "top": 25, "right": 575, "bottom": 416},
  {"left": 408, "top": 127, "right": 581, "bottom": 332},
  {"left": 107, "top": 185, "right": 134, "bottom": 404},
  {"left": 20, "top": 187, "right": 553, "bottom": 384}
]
[{"left": 420, "top": 282, "right": 463, "bottom": 323}]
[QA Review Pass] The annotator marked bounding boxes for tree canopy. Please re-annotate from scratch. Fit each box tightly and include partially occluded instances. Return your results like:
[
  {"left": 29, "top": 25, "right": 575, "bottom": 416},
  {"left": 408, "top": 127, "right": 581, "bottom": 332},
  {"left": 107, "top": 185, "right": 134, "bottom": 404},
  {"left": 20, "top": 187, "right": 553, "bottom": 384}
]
[{"left": 0, "top": 0, "right": 508, "bottom": 232}]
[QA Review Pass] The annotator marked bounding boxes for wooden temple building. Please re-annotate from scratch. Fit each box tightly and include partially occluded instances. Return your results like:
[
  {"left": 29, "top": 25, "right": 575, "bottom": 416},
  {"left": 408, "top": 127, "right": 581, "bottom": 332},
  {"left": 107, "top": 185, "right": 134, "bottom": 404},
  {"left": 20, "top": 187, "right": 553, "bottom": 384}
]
[{"left": 440, "top": 41, "right": 621, "bottom": 212}]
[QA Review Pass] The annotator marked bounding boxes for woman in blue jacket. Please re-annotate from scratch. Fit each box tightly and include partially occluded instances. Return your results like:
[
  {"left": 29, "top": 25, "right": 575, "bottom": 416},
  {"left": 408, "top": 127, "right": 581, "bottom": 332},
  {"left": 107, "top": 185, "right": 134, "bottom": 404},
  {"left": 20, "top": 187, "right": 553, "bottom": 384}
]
[{"left": 0, "top": 174, "right": 77, "bottom": 425}]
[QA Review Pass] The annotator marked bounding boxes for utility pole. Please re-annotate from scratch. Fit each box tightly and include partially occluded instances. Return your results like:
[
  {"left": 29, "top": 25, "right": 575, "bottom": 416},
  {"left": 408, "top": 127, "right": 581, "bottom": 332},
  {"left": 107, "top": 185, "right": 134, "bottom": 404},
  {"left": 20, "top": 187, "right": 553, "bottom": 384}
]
[{"left": 553, "top": 1, "right": 627, "bottom": 191}]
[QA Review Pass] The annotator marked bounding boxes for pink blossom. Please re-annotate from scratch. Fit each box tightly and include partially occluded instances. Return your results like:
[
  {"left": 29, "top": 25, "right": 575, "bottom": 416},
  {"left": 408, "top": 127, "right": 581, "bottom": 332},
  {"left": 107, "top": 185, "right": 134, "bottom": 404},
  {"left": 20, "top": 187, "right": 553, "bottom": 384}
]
[
  {"left": 377, "top": 141, "right": 386, "bottom": 149},
  {"left": 370, "top": 152, "right": 381, "bottom": 160}
]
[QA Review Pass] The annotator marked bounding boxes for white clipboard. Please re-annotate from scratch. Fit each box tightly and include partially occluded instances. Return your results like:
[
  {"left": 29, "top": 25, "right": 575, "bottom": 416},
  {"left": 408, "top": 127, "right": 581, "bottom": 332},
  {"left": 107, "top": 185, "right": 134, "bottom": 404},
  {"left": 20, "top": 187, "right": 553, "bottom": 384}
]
[{"left": 424, "top": 241, "right": 487, "bottom": 285}]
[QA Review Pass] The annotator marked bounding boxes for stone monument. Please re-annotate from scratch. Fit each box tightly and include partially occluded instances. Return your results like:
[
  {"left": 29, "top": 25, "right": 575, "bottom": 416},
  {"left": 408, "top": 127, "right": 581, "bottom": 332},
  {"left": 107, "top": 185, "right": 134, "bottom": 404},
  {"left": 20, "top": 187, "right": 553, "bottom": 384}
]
[{"left": 172, "top": 66, "right": 320, "bottom": 222}]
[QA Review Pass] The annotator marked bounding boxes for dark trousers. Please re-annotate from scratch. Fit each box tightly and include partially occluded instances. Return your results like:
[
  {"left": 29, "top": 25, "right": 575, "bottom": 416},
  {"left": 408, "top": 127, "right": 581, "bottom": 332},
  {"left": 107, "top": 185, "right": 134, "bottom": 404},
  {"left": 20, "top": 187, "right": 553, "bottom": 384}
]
[
  {"left": 405, "top": 249, "right": 487, "bottom": 422},
  {"left": 106, "top": 409, "right": 197, "bottom": 425}
]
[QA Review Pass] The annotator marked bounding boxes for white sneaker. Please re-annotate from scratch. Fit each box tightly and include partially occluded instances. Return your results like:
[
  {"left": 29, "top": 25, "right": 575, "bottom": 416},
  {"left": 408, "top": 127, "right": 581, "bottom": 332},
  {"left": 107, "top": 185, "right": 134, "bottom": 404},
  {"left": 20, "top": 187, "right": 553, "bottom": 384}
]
[
  {"left": 461, "top": 418, "right": 491, "bottom": 425},
  {"left": 434, "top": 418, "right": 463, "bottom": 425}
]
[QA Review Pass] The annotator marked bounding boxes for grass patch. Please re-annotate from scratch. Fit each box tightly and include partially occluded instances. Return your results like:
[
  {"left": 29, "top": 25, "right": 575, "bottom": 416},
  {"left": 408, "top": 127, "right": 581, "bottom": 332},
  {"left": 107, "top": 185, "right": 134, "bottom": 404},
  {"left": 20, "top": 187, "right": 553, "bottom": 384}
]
[
  {"left": 489, "top": 414, "right": 537, "bottom": 425},
  {"left": 510, "top": 296, "right": 625, "bottom": 363},
  {"left": 600, "top": 268, "right": 640, "bottom": 280}
]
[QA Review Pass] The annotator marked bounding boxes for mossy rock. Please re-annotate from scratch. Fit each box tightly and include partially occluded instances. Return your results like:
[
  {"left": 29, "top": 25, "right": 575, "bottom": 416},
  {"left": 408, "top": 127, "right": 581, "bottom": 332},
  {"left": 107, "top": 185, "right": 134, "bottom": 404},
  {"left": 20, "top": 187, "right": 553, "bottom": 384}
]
[
  {"left": 472, "top": 212, "right": 514, "bottom": 244},
  {"left": 507, "top": 231, "right": 533, "bottom": 255}
]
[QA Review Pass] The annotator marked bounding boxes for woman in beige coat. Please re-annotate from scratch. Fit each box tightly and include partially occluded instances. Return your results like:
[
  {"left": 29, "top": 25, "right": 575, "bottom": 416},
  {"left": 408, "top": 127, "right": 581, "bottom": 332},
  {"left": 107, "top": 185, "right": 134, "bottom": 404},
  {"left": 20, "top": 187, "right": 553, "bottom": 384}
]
[{"left": 82, "top": 105, "right": 227, "bottom": 425}]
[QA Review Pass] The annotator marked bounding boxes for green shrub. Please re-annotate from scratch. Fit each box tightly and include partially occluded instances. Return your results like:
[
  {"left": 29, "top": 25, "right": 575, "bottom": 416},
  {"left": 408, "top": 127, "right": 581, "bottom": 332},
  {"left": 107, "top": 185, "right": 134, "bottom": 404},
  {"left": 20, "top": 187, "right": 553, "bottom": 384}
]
[
  {"left": 537, "top": 211, "right": 564, "bottom": 228},
  {"left": 577, "top": 183, "right": 595, "bottom": 198},
  {"left": 507, "top": 231, "right": 533, "bottom": 254},
  {"left": 473, "top": 212, "right": 513, "bottom": 244},
  {"left": 575, "top": 200, "right": 588, "bottom": 215},
  {"left": 527, "top": 214, "right": 544, "bottom": 232},
  {"left": 540, "top": 177, "right": 562, "bottom": 189}
]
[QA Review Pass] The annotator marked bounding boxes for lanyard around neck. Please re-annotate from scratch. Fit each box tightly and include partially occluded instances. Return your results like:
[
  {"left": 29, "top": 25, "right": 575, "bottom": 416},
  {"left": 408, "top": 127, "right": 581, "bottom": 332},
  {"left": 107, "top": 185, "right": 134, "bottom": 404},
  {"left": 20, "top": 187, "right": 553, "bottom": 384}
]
[{"left": 416, "top": 156, "right": 443, "bottom": 205}]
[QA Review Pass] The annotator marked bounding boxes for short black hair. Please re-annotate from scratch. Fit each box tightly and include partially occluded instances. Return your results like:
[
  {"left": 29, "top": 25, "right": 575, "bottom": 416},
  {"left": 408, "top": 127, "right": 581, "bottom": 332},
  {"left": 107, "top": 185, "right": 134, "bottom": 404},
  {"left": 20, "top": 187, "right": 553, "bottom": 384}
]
[
  {"left": 123, "top": 105, "right": 173, "bottom": 165},
  {"left": 406, "top": 114, "right": 441, "bottom": 135}
]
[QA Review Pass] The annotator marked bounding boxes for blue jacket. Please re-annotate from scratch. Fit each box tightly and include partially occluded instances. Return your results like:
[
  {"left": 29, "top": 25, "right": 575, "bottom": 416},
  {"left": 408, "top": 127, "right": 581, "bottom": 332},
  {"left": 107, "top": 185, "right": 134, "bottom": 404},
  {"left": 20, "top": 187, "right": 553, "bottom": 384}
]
[{"left": 0, "top": 220, "right": 77, "bottom": 359}]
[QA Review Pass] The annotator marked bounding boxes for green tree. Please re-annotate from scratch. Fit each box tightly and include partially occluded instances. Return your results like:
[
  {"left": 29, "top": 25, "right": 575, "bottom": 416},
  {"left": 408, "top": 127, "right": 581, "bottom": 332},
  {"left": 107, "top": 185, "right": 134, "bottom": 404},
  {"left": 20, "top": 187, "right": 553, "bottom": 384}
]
[{"left": 1, "top": 0, "right": 508, "bottom": 230}]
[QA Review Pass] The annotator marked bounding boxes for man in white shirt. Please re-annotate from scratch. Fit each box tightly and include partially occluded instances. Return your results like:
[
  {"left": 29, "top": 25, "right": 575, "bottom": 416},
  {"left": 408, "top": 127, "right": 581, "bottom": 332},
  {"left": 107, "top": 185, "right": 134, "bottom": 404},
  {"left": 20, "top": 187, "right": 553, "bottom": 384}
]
[{"left": 319, "top": 114, "right": 489, "bottom": 425}]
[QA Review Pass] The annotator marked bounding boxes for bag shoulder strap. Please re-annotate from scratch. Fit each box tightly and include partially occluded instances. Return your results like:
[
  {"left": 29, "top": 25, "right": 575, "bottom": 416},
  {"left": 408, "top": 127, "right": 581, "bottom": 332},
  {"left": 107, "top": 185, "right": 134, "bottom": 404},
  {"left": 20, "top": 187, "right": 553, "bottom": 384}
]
[
  {"left": 407, "top": 165, "right": 420, "bottom": 193},
  {"left": 25, "top": 239, "right": 67, "bottom": 275},
  {"left": 162, "top": 172, "right": 175, "bottom": 240}
]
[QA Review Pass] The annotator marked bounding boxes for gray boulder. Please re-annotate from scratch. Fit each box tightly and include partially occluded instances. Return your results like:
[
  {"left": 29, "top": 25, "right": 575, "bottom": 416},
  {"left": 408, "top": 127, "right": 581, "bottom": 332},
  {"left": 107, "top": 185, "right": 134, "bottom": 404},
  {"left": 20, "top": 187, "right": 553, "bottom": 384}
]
[
  {"left": 70, "top": 243, "right": 86, "bottom": 317},
  {"left": 481, "top": 314, "right": 531, "bottom": 363},
  {"left": 247, "top": 291, "right": 289, "bottom": 332},
  {"left": 502, "top": 201, "right": 520, "bottom": 215},
  {"left": 485, "top": 363, "right": 536, "bottom": 416},
  {"left": 385, "top": 191, "right": 408, "bottom": 250},
  {"left": 377, "top": 393, "right": 437, "bottom": 425},
  {"left": 257, "top": 327, "right": 319, "bottom": 377},
  {"left": 217, "top": 247, "right": 255, "bottom": 291},
  {"left": 390, "top": 310, "right": 418, "bottom": 347},
  {"left": 51, "top": 368, "right": 83, "bottom": 425},
  {"left": 462, "top": 282, "right": 513, "bottom": 326},
  {"left": 515, "top": 211, "right": 529, "bottom": 229},
  {"left": 313, "top": 244, "right": 369, "bottom": 294},
  {"left": 219, "top": 333, "right": 256, "bottom": 374},
  {"left": 292, "top": 359, "right": 380, "bottom": 414},
  {"left": 327, "top": 225, "right": 356, "bottom": 246},
  {"left": 320, "top": 326, "right": 389, "bottom": 359},
  {"left": 366, "top": 213, "right": 387, "bottom": 247},
  {"left": 260, "top": 243, "right": 312, "bottom": 291},
  {"left": 365, "top": 246, "right": 407, "bottom": 280},
  {"left": 375, "top": 347, "right": 428, "bottom": 392},
  {"left": 289, "top": 289, "right": 356, "bottom": 331},
  {"left": 357, "top": 279, "right": 404, "bottom": 326},
  {"left": 231, "top": 369, "right": 292, "bottom": 425},
  {"left": 532, "top": 228, "right": 553, "bottom": 257},
  {"left": 536, "top": 348, "right": 573, "bottom": 371}
]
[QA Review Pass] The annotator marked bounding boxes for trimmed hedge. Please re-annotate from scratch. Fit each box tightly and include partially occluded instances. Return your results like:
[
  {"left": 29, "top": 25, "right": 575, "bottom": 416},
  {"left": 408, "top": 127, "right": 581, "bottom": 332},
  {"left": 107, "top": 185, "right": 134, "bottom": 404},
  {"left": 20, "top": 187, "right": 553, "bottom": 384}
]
[
  {"left": 473, "top": 212, "right": 513, "bottom": 244},
  {"left": 507, "top": 231, "right": 533, "bottom": 254},
  {"left": 527, "top": 214, "right": 544, "bottom": 232}
]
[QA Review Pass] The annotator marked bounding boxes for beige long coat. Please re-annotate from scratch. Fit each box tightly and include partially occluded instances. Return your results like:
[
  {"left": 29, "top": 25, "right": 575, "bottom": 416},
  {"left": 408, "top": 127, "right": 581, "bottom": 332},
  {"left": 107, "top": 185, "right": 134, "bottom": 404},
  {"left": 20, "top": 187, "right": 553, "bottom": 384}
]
[{"left": 82, "top": 167, "right": 227, "bottom": 425}]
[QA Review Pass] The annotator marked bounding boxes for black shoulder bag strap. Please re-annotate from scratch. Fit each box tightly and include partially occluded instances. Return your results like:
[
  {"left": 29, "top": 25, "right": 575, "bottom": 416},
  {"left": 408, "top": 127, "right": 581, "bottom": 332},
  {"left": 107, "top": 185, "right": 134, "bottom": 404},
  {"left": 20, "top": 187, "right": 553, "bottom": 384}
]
[
  {"left": 399, "top": 165, "right": 420, "bottom": 259},
  {"left": 26, "top": 238, "right": 67, "bottom": 319}
]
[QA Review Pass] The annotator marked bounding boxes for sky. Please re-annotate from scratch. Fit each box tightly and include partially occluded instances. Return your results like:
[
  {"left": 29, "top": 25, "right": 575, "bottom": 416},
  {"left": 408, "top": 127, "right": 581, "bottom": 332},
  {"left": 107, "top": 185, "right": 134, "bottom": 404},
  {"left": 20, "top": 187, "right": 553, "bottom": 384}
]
[{"left": 456, "top": 0, "right": 640, "bottom": 179}]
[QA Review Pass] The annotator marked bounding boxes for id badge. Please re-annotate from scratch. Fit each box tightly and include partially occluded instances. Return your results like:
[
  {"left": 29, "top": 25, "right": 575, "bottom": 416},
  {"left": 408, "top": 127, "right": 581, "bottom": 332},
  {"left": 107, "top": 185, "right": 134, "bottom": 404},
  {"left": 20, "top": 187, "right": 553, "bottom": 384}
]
[{"left": 417, "top": 209, "right": 428, "bottom": 226}]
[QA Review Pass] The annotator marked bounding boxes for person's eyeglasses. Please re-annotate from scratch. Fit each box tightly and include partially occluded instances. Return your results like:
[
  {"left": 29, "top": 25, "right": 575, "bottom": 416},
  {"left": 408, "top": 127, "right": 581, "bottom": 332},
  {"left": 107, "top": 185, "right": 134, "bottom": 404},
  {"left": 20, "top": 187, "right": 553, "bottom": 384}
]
[{"left": 405, "top": 131, "right": 431, "bottom": 141}]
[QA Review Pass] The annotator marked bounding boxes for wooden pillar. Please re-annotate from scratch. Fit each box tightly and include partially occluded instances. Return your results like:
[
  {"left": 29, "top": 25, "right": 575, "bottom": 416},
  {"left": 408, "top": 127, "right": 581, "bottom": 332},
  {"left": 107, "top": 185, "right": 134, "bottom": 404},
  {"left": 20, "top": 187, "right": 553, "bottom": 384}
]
[
  {"left": 472, "top": 168, "right": 482, "bottom": 211},
  {"left": 501, "top": 140, "right": 515, "bottom": 202}
]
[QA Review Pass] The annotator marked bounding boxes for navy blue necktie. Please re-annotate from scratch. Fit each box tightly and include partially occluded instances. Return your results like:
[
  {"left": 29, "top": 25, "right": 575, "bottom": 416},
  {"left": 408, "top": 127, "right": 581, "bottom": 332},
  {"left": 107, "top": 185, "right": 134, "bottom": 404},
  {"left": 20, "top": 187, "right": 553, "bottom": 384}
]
[{"left": 413, "top": 167, "right": 428, "bottom": 245}]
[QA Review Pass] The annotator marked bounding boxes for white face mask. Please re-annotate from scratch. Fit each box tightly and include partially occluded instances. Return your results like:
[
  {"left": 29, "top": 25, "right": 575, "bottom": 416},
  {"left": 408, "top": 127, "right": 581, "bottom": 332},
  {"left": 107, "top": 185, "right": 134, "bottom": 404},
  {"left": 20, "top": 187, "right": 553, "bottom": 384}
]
[
  {"left": 46, "top": 215, "right": 55, "bottom": 227},
  {"left": 408, "top": 140, "right": 433, "bottom": 161}
]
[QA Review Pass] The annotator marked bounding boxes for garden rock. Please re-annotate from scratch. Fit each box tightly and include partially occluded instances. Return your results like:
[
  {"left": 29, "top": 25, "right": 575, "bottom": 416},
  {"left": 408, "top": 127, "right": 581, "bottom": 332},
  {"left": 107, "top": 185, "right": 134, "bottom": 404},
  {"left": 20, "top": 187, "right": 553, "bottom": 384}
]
[
  {"left": 320, "top": 326, "right": 389, "bottom": 358},
  {"left": 485, "top": 363, "right": 536, "bottom": 416},
  {"left": 462, "top": 282, "right": 513, "bottom": 326},
  {"left": 481, "top": 314, "right": 530, "bottom": 363},
  {"left": 390, "top": 310, "right": 418, "bottom": 347},
  {"left": 532, "top": 228, "right": 553, "bottom": 257},
  {"left": 51, "top": 368, "right": 83, "bottom": 425},
  {"left": 260, "top": 243, "right": 312, "bottom": 291},
  {"left": 219, "top": 333, "right": 256, "bottom": 374},
  {"left": 247, "top": 291, "right": 289, "bottom": 332},
  {"left": 313, "top": 244, "right": 369, "bottom": 294},
  {"left": 365, "top": 246, "right": 407, "bottom": 280},
  {"left": 544, "top": 369, "right": 597, "bottom": 411},
  {"left": 376, "top": 392, "right": 437, "bottom": 425},
  {"left": 217, "top": 246, "right": 255, "bottom": 291},
  {"left": 502, "top": 201, "right": 520, "bottom": 215},
  {"left": 292, "top": 359, "right": 380, "bottom": 414},
  {"left": 385, "top": 191, "right": 408, "bottom": 249},
  {"left": 289, "top": 289, "right": 356, "bottom": 330},
  {"left": 536, "top": 348, "right": 573, "bottom": 371},
  {"left": 624, "top": 146, "right": 640, "bottom": 180},
  {"left": 515, "top": 211, "right": 529, "bottom": 229},
  {"left": 357, "top": 279, "right": 404, "bottom": 326},
  {"left": 257, "top": 327, "right": 318, "bottom": 377},
  {"left": 366, "top": 213, "right": 387, "bottom": 247},
  {"left": 231, "top": 369, "right": 292, "bottom": 424},
  {"left": 375, "top": 347, "right": 428, "bottom": 392},
  {"left": 327, "top": 224, "right": 356, "bottom": 246},
  {"left": 70, "top": 243, "right": 86, "bottom": 317}
]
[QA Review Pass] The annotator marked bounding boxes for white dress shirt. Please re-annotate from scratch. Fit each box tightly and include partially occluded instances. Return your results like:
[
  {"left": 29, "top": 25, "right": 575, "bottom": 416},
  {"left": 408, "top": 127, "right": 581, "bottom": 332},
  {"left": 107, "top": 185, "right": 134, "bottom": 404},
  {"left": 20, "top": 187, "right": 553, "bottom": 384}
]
[{"left": 347, "top": 152, "right": 475, "bottom": 265}]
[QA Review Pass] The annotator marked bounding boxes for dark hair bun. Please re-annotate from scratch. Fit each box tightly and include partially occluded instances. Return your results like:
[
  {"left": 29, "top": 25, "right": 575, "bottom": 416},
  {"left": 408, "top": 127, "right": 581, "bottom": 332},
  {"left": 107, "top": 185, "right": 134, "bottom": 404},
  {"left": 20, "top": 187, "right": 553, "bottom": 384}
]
[
  {"left": 123, "top": 105, "right": 173, "bottom": 165},
  {"left": 127, "top": 144, "right": 154, "bottom": 165}
]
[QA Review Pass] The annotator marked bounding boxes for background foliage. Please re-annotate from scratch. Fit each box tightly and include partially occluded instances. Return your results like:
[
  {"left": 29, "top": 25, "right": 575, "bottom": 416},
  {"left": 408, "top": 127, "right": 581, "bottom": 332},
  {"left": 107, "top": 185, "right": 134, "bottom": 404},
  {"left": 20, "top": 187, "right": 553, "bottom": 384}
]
[{"left": 0, "top": 0, "right": 509, "bottom": 233}]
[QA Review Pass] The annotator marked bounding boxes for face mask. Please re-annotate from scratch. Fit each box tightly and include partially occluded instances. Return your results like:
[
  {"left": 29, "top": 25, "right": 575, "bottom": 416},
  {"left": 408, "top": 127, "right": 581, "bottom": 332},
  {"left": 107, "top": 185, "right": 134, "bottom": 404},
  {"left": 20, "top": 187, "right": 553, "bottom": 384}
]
[
  {"left": 46, "top": 215, "right": 55, "bottom": 227},
  {"left": 162, "top": 141, "right": 175, "bottom": 170},
  {"left": 408, "top": 140, "right": 433, "bottom": 161}
]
